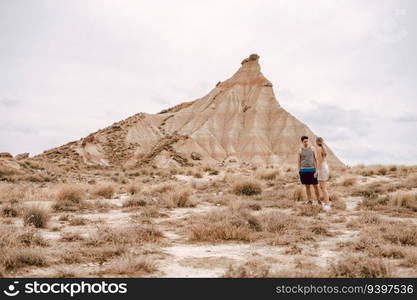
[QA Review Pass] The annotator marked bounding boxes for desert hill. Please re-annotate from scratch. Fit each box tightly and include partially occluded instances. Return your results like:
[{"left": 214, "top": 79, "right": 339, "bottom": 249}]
[{"left": 31, "top": 54, "right": 343, "bottom": 169}]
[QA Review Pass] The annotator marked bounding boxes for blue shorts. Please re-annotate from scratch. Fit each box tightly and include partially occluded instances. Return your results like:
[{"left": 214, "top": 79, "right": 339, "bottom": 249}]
[{"left": 299, "top": 168, "right": 318, "bottom": 185}]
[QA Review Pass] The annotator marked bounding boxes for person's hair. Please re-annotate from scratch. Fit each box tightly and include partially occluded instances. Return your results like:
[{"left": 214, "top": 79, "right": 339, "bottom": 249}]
[
  {"left": 316, "top": 137, "right": 327, "bottom": 157},
  {"left": 301, "top": 136, "right": 308, "bottom": 141}
]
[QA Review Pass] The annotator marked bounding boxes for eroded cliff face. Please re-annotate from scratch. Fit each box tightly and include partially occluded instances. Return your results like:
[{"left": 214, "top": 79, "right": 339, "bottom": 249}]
[{"left": 33, "top": 54, "right": 343, "bottom": 169}]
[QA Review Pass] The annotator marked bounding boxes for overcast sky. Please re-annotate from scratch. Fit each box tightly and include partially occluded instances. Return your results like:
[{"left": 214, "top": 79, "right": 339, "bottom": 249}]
[{"left": 1, "top": 0, "right": 416, "bottom": 166}]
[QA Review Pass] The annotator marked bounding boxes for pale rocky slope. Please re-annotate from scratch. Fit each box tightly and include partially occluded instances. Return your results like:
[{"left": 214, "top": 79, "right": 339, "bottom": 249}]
[{"left": 33, "top": 54, "right": 343, "bottom": 169}]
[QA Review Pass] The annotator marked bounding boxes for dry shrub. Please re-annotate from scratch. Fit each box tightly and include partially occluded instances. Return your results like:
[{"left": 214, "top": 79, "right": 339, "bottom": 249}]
[
  {"left": 261, "top": 212, "right": 315, "bottom": 245},
  {"left": 23, "top": 206, "right": 49, "bottom": 228},
  {"left": 193, "top": 171, "right": 203, "bottom": 178},
  {"left": 147, "top": 183, "right": 175, "bottom": 196},
  {"left": 298, "top": 204, "right": 322, "bottom": 217},
  {"left": 56, "top": 184, "right": 84, "bottom": 203},
  {"left": 223, "top": 260, "right": 270, "bottom": 277},
  {"left": 141, "top": 206, "right": 161, "bottom": 218},
  {"left": 257, "top": 169, "right": 280, "bottom": 181},
  {"left": 329, "top": 256, "right": 390, "bottom": 277},
  {"left": 131, "top": 206, "right": 162, "bottom": 224},
  {"left": 0, "top": 183, "right": 29, "bottom": 199},
  {"left": 94, "top": 183, "right": 116, "bottom": 199},
  {"left": 376, "top": 245, "right": 407, "bottom": 259},
  {"left": 86, "top": 225, "right": 162, "bottom": 246},
  {"left": 389, "top": 192, "right": 417, "bottom": 211},
  {"left": 1, "top": 202, "right": 22, "bottom": 217},
  {"left": 359, "top": 212, "right": 382, "bottom": 225},
  {"left": 55, "top": 269, "right": 77, "bottom": 278},
  {"left": 0, "top": 227, "right": 47, "bottom": 248},
  {"left": 329, "top": 192, "right": 340, "bottom": 202},
  {"left": 331, "top": 199, "right": 346, "bottom": 210},
  {"left": 89, "top": 200, "right": 115, "bottom": 212},
  {"left": 381, "top": 224, "right": 417, "bottom": 246},
  {"left": 60, "top": 232, "right": 84, "bottom": 242},
  {"left": 69, "top": 217, "right": 87, "bottom": 226},
  {"left": 287, "top": 186, "right": 306, "bottom": 201},
  {"left": 232, "top": 180, "right": 262, "bottom": 196},
  {"left": 341, "top": 177, "right": 357, "bottom": 186},
  {"left": 164, "top": 189, "right": 193, "bottom": 208},
  {"left": 123, "top": 196, "right": 147, "bottom": 208},
  {"left": 259, "top": 212, "right": 294, "bottom": 233},
  {"left": 405, "top": 173, "right": 417, "bottom": 189},
  {"left": 1, "top": 248, "right": 47, "bottom": 271},
  {"left": 401, "top": 251, "right": 417, "bottom": 268},
  {"left": 53, "top": 184, "right": 86, "bottom": 211},
  {"left": 105, "top": 254, "right": 157, "bottom": 275},
  {"left": 189, "top": 209, "right": 253, "bottom": 242},
  {"left": 0, "top": 226, "right": 48, "bottom": 272},
  {"left": 358, "top": 220, "right": 417, "bottom": 248},
  {"left": 388, "top": 165, "right": 398, "bottom": 172},
  {"left": 126, "top": 181, "right": 141, "bottom": 195}
]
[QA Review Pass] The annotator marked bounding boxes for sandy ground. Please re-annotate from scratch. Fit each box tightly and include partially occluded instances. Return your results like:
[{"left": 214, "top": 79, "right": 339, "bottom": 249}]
[{"left": 2, "top": 168, "right": 417, "bottom": 278}]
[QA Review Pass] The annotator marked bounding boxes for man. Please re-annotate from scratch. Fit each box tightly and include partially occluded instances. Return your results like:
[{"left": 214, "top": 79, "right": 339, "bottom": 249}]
[{"left": 297, "top": 135, "right": 320, "bottom": 205}]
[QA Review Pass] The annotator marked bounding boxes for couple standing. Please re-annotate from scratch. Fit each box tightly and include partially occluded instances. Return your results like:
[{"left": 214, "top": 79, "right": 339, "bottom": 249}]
[{"left": 297, "top": 135, "right": 331, "bottom": 211}]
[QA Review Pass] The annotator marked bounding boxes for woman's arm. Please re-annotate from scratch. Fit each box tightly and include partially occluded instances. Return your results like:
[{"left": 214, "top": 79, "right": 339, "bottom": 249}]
[{"left": 316, "top": 148, "right": 322, "bottom": 169}]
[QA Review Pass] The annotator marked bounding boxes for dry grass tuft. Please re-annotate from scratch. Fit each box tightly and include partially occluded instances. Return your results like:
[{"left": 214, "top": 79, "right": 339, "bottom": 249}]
[
  {"left": 1, "top": 248, "right": 47, "bottom": 271},
  {"left": 287, "top": 186, "right": 306, "bottom": 201},
  {"left": 22, "top": 206, "right": 49, "bottom": 228},
  {"left": 53, "top": 184, "right": 86, "bottom": 211},
  {"left": 147, "top": 183, "right": 175, "bottom": 196},
  {"left": 223, "top": 260, "right": 270, "bottom": 277},
  {"left": 86, "top": 225, "right": 163, "bottom": 247},
  {"left": 298, "top": 204, "right": 322, "bottom": 217},
  {"left": 232, "top": 180, "right": 262, "bottom": 196},
  {"left": 341, "top": 177, "right": 357, "bottom": 186},
  {"left": 164, "top": 189, "right": 193, "bottom": 208},
  {"left": 1, "top": 202, "right": 22, "bottom": 217},
  {"left": 105, "top": 254, "right": 157, "bottom": 276},
  {"left": 389, "top": 192, "right": 417, "bottom": 211},
  {"left": 329, "top": 256, "right": 390, "bottom": 277},
  {"left": 126, "top": 181, "right": 141, "bottom": 195},
  {"left": 257, "top": 169, "right": 280, "bottom": 181},
  {"left": 56, "top": 184, "right": 84, "bottom": 203},
  {"left": 93, "top": 183, "right": 116, "bottom": 199},
  {"left": 189, "top": 209, "right": 253, "bottom": 242},
  {"left": 331, "top": 199, "right": 346, "bottom": 210},
  {"left": 60, "top": 232, "right": 84, "bottom": 242},
  {"left": 401, "top": 251, "right": 417, "bottom": 268},
  {"left": 123, "top": 196, "right": 147, "bottom": 208}
]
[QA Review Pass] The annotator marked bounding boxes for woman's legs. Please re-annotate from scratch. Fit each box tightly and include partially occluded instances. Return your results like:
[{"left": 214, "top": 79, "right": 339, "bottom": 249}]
[{"left": 319, "top": 180, "right": 330, "bottom": 204}]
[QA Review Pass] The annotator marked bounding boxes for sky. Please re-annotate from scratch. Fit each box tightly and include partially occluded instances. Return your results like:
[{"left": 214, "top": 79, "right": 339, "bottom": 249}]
[{"left": 1, "top": 0, "right": 416, "bottom": 166}]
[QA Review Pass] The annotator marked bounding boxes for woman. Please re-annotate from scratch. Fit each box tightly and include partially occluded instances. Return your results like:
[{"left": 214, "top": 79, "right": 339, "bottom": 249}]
[{"left": 316, "top": 137, "right": 331, "bottom": 211}]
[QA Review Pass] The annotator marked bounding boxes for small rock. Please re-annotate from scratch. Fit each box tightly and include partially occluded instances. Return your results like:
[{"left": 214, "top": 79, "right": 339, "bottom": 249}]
[
  {"left": 190, "top": 152, "right": 202, "bottom": 161},
  {"left": 15, "top": 152, "right": 29, "bottom": 160},
  {"left": 0, "top": 152, "right": 13, "bottom": 159}
]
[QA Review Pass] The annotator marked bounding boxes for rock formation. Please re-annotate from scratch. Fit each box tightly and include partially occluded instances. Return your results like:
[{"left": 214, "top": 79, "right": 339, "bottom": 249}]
[{"left": 33, "top": 54, "right": 343, "bottom": 168}]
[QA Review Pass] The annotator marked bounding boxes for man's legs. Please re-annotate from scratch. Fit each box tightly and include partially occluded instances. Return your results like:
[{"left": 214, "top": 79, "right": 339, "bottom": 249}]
[{"left": 305, "top": 184, "right": 312, "bottom": 203}]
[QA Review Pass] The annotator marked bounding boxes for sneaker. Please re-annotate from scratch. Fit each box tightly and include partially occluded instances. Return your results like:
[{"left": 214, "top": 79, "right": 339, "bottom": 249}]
[{"left": 323, "top": 204, "right": 331, "bottom": 211}]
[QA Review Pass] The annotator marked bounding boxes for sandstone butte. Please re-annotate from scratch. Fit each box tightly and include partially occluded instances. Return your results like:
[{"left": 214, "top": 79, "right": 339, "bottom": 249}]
[{"left": 33, "top": 54, "right": 344, "bottom": 169}]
